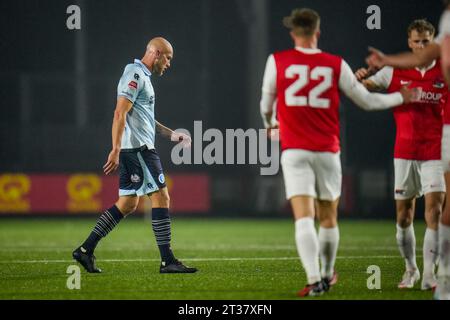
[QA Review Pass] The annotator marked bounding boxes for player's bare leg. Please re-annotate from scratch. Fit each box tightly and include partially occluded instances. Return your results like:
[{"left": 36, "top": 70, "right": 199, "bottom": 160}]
[
  {"left": 115, "top": 195, "right": 140, "bottom": 215},
  {"left": 73, "top": 195, "right": 138, "bottom": 273},
  {"left": 316, "top": 198, "right": 340, "bottom": 289},
  {"left": 149, "top": 187, "right": 197, "bottom": 273},
  {"left": 437, "top": 172, "right": 450, "bottom": 299},
  {"left": 291, "top": 195, "right": 326, "bottom": 296},
  {"left": 396, "top": 198, "right": 420, "bottom": 288},
  {"left": 422, "top": 192, "right": 444, "bottom": 290}
]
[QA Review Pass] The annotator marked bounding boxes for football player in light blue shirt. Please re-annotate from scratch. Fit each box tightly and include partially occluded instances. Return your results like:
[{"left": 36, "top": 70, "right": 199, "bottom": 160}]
[
  {"left": 73, "top": 37, "right": 196, "bottom": 274},
  {"left": 117, "top": 58, "right": 157, "bottom": 150}
]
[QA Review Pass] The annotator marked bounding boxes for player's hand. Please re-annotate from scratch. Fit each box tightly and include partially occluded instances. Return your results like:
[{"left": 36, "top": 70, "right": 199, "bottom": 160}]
[
  {"left": 400, "top": 86, "right": 421, "bottom": 104},
  {"left": 355, "top": 68, "right": 370, "bottom": 81},
  {"left": 266, "top": 121, "right": 279, "bottom": 141},
  {"left": 268, "top": 127, "right": 279, "bottom": 141},
  {"left": 171, "top": 131, "right": 192, "bottom": 148},
  {"left": 103, "top": 149, "right": 120, "bottom": 175},
  {"left": 366, "top": 47, "right": 386, "bottom": 69}
]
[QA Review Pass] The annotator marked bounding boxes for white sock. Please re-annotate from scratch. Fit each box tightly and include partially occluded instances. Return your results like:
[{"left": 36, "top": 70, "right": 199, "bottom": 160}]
[
  {"left": 438, "top": 222, "right": 450, "bottom": 278},
  {"left": 423, "top": 228, "right": 438, "bottom": 277},
  {"left": 295, "top": 217, "right": 321, "bottom": 284},
  {"left": 318, "top": 226, "right": 340, "bottom": 279},
  {"left": 396, "top": 224, "right": 418, "bottom": 271}
]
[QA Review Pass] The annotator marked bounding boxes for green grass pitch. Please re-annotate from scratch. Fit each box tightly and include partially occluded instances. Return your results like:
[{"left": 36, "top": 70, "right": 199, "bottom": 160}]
[{"left": 0, "top": 217, "right": 437, "bottom": 300}]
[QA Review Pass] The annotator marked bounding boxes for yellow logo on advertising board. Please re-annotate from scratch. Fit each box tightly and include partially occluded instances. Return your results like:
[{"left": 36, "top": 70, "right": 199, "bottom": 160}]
[
  {"left": 0, "top": 174, "right": 31, "bottom": 212},
  {"left": 67, "top": 174, "right": 101, "bottom": 212}
]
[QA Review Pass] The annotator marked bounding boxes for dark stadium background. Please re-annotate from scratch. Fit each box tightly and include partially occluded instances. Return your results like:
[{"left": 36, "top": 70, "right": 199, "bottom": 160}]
[{"left": 0, "top": 0, "right": 444, "bottom": 218}]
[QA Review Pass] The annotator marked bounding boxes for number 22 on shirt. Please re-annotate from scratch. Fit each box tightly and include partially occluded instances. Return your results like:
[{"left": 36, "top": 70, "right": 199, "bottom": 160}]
[{"left": 285, "top": 65, "right": 333, "bottom": 109}]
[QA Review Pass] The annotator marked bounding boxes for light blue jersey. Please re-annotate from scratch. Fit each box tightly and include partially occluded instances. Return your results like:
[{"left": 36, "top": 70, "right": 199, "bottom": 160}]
[{"left": 117, "top": 59, "right": 156, "bottom": 150}]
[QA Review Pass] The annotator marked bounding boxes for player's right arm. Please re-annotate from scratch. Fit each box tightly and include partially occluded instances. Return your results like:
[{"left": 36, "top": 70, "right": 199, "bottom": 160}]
[
  {"left": 103, "top": 97, "right": 132, "bottom": 175},
  {"left": 260, "top": 54, "right": 278, "bottom": 130},
  {"left": 103, "top": 66, "right": 143, "bottom": 175},
  {"left": 366, "top": 43, "right": 441, "bottom": 70},
  {"left": 339, "top": 60, "right": 414, "bottom": 110}
]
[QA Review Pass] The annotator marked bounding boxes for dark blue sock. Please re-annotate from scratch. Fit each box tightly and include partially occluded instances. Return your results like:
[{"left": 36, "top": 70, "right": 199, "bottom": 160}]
[
  {"left": 81, "top": 205, "right": 123, "bottom": 253},
  {"left": 152, "top": 208, "right": 176, "bottom": 264}
]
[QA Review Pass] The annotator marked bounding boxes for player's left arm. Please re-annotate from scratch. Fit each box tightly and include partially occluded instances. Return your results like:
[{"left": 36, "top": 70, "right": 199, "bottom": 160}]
[
  {"left": 441, "top": 35, "right": 450, "bottom": 85},
  {"left": 156, "top": 120, "right": 191, "bottom": 148},
  {"left": 339, "top": 60, "right": 416, "bottom": 110},
  {"left": 438, "top": 10, "right": 450, "bottom": 85},
  {"left": 155, "top": 120, "right": 174, "bottom": 139}
]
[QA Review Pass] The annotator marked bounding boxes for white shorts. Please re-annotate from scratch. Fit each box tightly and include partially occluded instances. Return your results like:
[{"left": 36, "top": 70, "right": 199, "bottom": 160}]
[
  {"left": 281, "top": 149, "right": 342, "bottom": 201},
  {"left": 442, "top": 125, "right": 450, "bottom": 173},
  {"left": 394, "top": 158, "right": 446, "bottom": 200}
]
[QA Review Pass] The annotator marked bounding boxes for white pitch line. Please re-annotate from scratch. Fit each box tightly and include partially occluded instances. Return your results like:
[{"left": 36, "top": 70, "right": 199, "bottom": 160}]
[
  {"left": 0, "top": 255, "right": 419, "bottom": 264},
  {"left": 0, "top": 245, "right": 401, "bottom": 252}
]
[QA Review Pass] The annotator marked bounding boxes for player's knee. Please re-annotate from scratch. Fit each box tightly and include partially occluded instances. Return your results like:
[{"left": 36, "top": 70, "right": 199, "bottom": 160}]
[
  {"left": 116, "top": 199, "right": 139, "bottom": 216},
  {"left": 152, "top": 190, "right": 170, "bottom": 208},
  {"left": 317, "top": 200, "right": 337, "bottom": 227},
  {"left": 396, "top": 209, "right": 413, "bottom": 227},
  {"left": 397, "top": 215, "right": 413, "bottom": 228},
  {"left": 125, "top": 204, "right": 139, "bottom": 215},
  {"left": 396, "top": 204, "right": 414, "bottom": 227},
  {"left": 425, "top": 205, "right": 442, "bottom": 227},
  {"left": 159, "top": 188, "right": 170, "bottom": 207},
  {"left": 159, "top": 193, "right": 170, "bottom": 208},
  {"left": 319, "top": 216, "right": 337, "bottom": 228},
  {"left": 427, "top": 205, "right": 442, "bottom": 217}
]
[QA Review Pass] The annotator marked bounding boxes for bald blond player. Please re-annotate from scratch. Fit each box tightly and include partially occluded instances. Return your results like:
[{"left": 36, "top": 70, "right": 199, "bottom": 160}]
[{"left": 72, "top": 37, "right": 197, "bottom": 274}]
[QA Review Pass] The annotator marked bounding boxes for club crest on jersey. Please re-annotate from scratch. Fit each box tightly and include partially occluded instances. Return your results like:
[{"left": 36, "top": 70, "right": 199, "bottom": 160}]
[
  {"left": 433, "top": 81, "right": 445, "bottom": 89},
  {"left": 130, "top": 174, "right": 141, "bottom": 183},
  {"left": 128, "top": 81, "right": 138, "bottom": 90}
]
